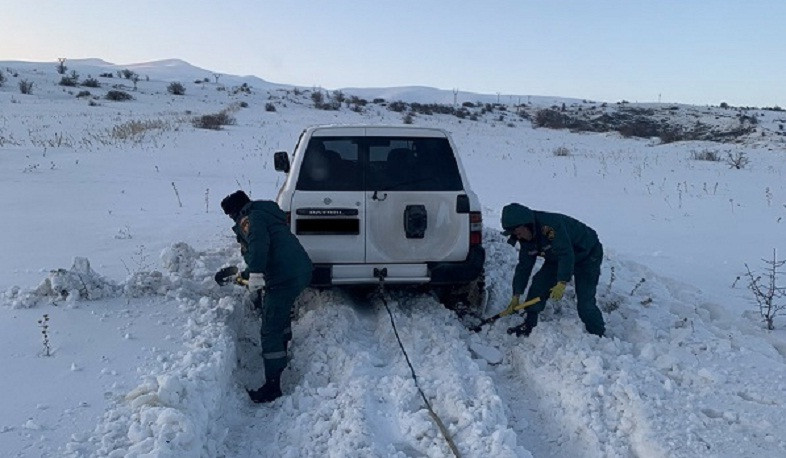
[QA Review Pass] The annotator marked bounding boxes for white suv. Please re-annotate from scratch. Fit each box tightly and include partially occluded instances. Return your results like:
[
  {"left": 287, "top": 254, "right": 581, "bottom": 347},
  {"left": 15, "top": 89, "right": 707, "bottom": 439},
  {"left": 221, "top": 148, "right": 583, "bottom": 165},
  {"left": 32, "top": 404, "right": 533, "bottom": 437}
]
[{"left": 273, "top": 125, "right": 485, "bottom": 307}]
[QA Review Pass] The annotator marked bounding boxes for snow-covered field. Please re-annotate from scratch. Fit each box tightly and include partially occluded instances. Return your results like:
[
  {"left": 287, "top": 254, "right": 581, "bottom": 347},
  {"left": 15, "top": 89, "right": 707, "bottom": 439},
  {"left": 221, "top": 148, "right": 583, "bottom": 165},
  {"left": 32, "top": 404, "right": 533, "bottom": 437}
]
[{"left": 1, "top": 59, "right": 785, "bottom": 457}]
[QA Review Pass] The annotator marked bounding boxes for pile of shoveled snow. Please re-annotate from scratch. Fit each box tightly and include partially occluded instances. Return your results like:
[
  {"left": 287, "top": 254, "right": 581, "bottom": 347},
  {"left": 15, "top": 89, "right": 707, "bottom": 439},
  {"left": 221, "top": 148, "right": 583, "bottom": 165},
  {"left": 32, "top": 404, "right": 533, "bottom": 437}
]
[
  {"left": 56, "top": 242, "right": 246, "bottom": 456},
  {"left": 0, "top": 242, "right": 243, "bottom": 457}
]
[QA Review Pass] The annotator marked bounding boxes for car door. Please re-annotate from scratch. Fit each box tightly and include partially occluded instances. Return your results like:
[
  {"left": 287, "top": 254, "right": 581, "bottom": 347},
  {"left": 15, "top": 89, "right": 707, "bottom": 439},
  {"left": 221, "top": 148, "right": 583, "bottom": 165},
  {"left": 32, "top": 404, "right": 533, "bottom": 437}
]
[
  {"left": 364, "top": 134, "right": 470, "bottom": 264},
  {"left": 289, "top": 133, "right": 366, "bottom": 264}
]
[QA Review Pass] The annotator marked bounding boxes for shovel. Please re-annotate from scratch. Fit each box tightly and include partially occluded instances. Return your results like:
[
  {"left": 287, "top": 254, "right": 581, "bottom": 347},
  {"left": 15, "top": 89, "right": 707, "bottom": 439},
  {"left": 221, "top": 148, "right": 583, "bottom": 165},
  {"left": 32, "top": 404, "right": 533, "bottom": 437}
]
[
  {"left": 469, "top": 297, "right": 541, "bottom": 332},
  {"left": 214, "top": 266, "right": 248, "bottom": 286}
]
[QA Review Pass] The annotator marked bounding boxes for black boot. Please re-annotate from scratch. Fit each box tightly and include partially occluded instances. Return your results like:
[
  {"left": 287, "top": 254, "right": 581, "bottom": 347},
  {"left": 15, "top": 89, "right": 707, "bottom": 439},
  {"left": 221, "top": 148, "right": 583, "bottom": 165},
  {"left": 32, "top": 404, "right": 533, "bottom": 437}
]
[
  {"left": 507, "top": 312, "right": 538, "bottom": 337},
  {"left": 248, "top": 375, "right": 282, "bottom": 404},
  {"left": 507, "top": 321, "right": 534, "bottom": 337}
]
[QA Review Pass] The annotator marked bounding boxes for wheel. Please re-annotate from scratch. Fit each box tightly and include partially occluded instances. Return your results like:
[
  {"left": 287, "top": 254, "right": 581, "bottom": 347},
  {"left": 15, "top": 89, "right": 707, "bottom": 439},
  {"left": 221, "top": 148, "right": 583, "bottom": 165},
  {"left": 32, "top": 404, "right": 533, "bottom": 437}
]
[{"left": 440, "top": 269, "right": 486, "bottom": 317}]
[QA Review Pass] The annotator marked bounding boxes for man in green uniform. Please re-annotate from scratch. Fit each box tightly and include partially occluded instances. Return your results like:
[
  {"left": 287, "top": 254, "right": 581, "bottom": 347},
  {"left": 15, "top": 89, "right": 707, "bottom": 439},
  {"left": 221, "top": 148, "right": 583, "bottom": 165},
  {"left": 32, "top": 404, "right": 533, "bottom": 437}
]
[
  {"left": 221, "top": 190, "right": 313, "bottom": 403},
  {"left": 500, "top": 203, "right": 605, "bottom": 337}
]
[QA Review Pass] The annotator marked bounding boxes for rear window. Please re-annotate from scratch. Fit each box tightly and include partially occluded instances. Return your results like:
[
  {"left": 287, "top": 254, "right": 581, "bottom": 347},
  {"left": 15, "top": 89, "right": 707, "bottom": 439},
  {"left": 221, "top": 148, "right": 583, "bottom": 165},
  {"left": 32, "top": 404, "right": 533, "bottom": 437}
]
[
  {"left": 296, "top": 136, "right": 463, "bottom": 191},
  {"left": 295, "top": 138, "right": 362, "bottom": 191}
]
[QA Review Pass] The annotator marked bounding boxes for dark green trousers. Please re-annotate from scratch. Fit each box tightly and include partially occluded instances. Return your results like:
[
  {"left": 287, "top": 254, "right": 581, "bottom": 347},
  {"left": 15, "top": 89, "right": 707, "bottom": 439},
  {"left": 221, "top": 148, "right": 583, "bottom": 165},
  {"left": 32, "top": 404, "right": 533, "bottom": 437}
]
[
  {"left": 524, "top": 243, "right": 605, "bottom": 336},
  {"left": 255, "top": 272, "right": 311, "bottom": 380}
]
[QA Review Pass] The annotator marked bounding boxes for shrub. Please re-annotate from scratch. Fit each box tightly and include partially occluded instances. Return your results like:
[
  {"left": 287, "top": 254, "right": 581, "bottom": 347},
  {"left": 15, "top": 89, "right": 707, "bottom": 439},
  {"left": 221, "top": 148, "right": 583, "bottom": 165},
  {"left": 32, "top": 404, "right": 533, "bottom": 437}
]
[
  {"left": 726, "top": 151, "right": 750, "bottom": 169},
  {"left": 111, "top": 119, "right": 168, "bottom": 140},
  {"left": 553, "top": 146, "right": 571, "bottom": 157},
  {"left": 349, "top": 96, "right": 367, "bottom": 106},
  {"left": 76, "top": 90, "right": 92, "bottom": 98},
  {"left": 59, "top": 70, "right": 80, "bottom": 87},
  {"left": 372, "top": 98, "right": 385, "bottom": 104},
  {"left": 105, "top": 90, "right": 133, "bottom": 101},
  {"left": 240, "top": 101, "right": 249, "bottom": 108},
  {"left": 82, "top": 77, "right": 100, "bottom": 88},
  {"left": 120, "top": 69, "right": 137, "bottom": 80},
  {"left": 99, "top": 72, "right": 114, "bottom": 78},
  {"left": 19, "top": 79, "right": 33, "bottom": 94},
  {"left": 744, "top": 249, "right": 786, "bottom": 330},
  {"left": 658, "top": 128, "right": 685, "bottom": 144},
  {"left": 332, "top": 90, "right": 345, "bottom": 104},
  {"left": 193, "top": 111, "right": 235, "bottom": 130},
  {"left": 534, "top": 109, "right": 569, "bottom": 129},
  {"left": 690, "top": 149, "right": 721, "bottom": 162},
  {"left": 403, "top": 113, "right": 414, "bottom": 124},
  {"left": 59, "top": 76, "right": 79, "bottom": 87},
  {"left": 389, "top": 101, "right": 407, "bottom": 112},
  {"left": 0, "top": 69, "right": 5, "bottom": 86},
  {"left": 265, "top": 102, "right": 276, "bottom": 112},
  {"left": 311, "top": 91, "right": 324, "bottom": 106},
  {"left": 167, "top": 82, "right": 186, "bottom": 95}
]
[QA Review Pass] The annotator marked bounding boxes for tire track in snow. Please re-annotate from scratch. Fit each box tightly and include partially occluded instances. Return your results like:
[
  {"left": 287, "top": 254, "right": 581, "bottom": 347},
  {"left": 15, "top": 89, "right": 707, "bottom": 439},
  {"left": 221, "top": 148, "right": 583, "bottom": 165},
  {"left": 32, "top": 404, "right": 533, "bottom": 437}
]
[{"left": 219, "top": 289, "right": 527, "bottom": 457}]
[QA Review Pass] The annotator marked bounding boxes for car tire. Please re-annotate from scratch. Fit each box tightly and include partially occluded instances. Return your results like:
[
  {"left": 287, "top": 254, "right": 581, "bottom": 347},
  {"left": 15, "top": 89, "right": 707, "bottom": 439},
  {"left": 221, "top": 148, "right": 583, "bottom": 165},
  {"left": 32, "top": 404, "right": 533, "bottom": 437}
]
[{"left": 440, "top": 269, "right": 486, "bottom": 316}]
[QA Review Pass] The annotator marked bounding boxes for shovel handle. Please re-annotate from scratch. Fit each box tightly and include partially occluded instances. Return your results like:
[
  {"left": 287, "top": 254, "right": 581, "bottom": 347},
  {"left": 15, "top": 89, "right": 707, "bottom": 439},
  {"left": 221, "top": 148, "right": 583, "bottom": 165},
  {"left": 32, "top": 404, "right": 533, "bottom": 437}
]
[{"left": 471, "top": 297, "right": 541, "bottom": 332}]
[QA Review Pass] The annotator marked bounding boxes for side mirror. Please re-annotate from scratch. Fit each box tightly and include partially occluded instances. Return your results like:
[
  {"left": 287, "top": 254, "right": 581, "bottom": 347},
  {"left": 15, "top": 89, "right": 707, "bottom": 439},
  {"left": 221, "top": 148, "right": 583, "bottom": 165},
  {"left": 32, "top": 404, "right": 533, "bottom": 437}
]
[{"left": 273, "top": 151, "right": 290, "bottom": 173}]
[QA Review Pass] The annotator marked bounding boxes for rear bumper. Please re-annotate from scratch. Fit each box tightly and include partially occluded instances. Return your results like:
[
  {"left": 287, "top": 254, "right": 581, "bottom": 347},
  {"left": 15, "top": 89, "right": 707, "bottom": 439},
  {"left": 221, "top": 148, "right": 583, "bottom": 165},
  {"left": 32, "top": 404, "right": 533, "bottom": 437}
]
[{"left": 309, "top": 245, "right": 485, "bottom": 287}]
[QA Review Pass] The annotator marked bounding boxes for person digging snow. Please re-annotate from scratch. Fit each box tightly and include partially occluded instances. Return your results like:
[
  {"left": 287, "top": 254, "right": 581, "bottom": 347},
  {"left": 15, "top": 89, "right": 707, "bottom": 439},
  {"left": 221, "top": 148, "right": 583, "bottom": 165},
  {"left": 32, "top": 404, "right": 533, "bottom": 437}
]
[
  {"left": 500, "top": 203, "right": 605, "bottom": 337},
  {"left": 221, "top": 190, "right": 313, "bottom": 403}
]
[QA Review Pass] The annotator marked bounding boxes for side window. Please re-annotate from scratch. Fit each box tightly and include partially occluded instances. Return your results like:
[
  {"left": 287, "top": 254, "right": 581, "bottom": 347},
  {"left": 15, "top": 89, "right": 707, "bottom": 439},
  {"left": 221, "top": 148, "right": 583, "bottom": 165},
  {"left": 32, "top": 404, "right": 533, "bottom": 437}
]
[{"left": 296, "top": 138, "right": 361, "bottom": 191}]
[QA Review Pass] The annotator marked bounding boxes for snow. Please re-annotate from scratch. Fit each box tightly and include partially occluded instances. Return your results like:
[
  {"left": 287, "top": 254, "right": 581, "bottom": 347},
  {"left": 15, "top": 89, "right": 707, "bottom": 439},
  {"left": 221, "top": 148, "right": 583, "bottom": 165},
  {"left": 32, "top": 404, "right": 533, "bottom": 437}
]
[{"left": 1, "top": 58, "right": 785, "bottom": 457}]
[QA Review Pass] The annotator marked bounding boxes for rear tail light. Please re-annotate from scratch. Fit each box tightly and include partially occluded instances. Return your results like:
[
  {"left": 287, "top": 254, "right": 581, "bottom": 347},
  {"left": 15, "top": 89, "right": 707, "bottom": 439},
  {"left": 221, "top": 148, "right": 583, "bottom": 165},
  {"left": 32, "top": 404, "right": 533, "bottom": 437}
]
[{"left": 470, "top": 211, "right": 483, "bottom": 246}]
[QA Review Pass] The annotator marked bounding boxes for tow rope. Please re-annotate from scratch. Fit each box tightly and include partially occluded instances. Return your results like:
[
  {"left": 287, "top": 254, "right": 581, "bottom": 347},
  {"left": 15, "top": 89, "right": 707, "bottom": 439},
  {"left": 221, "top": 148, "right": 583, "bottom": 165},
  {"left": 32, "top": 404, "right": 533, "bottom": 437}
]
[{"left": 375, "top": 269, "right": 461, "bottom": 458}]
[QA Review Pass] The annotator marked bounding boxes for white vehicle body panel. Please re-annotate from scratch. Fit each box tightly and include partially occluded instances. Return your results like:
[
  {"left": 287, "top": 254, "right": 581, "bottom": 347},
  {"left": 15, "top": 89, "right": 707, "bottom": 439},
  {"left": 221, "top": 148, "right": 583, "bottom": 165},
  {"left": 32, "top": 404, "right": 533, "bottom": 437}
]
[{"left": 276, "top": 125, "right": 482, "bottom": 284}]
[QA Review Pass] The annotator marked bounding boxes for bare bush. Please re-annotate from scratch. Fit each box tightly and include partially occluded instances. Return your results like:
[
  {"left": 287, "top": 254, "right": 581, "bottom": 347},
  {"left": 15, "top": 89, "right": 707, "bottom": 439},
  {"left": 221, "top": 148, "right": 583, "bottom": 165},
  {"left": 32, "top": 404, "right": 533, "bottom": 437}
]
[
  {"left": 745, "top": 249, "right": 786, "bottom": 330},
  {"left": 553, "top": 146, "right": 571, "bottom": 157},
  {"left": 389, "top": 101, "right": 407, "bottom": 113},
  {"left": 19, "top": 79, "right": 33, "bottom": 94},
  {"left": 111, "top": 119, "right": 168, "bottom": 141},
  {"left": 311, "top": 91, "right": 324, "bottom": 107},
  {"left": 59, "top": 71, "right": 80, "bottom": 87},
  {"left": 0, "top": 69, "right": 5, "bottom": 87},
  {"left": 167, "top": 82, "right": 186, "bottom": 95},
  {"left": 82, "top": 77, "right": 100, "bottom": 88},
  {"left": 105, "top": 90, "right": 133, "bottom": 101},
  {"left": 120, "top": 69, "right": 137, "bottom": 80},
  {"left": 690, "top": 149, "right": 722, "bottom": 162},
  {"left": 265, "top": 102, "right": 276, "bottom": 112},
  {"left": 726, "top": 151, "right": 750, "bottom": 169},
  {"left": 193, "top": 111, "right": 235, "bottom": 130},
  {"left": 534, "top": 109, "right": 570, "bottom": 129}
]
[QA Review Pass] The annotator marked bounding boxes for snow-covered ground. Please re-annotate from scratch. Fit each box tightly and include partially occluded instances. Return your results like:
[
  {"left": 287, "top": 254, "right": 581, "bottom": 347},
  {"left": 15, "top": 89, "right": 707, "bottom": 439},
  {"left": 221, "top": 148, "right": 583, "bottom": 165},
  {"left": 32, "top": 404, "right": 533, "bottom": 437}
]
[{"left": 1, "top": 59, "right": 785, "bottom": 457}]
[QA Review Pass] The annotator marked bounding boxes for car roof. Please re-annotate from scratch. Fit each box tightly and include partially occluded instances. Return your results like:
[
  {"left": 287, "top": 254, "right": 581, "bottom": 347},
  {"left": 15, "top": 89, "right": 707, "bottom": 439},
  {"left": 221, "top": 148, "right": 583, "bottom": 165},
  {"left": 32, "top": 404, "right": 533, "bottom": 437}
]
[{"left": 308, "top": 125, "right": 449, "bottom": 138}]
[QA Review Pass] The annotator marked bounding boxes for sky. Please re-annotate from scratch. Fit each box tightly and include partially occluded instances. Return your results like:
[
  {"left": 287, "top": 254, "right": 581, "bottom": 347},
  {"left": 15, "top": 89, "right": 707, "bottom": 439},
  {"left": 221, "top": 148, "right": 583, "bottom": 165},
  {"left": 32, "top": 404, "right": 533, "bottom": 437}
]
[{"left": 2, "top": 1, "right": 785, "bottom": 106}]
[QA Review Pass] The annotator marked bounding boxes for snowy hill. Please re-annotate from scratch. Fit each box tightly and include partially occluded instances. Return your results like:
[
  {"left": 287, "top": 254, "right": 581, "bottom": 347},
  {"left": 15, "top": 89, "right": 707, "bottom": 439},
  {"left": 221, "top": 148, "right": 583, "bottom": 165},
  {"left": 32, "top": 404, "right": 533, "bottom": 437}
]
[{"left": 1, "top": 59, "right": 785, "bottom": 457}]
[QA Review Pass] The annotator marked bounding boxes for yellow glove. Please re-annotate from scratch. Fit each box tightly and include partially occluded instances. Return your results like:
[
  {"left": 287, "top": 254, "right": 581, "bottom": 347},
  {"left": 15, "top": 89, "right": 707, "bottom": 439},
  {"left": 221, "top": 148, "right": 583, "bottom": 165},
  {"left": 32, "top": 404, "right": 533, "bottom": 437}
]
[
  {"left": 550, "top": 282, "right": 567, "bottom": 300},
  {"left": 501, "top": 296, "right": 520, "bottom": 316}
]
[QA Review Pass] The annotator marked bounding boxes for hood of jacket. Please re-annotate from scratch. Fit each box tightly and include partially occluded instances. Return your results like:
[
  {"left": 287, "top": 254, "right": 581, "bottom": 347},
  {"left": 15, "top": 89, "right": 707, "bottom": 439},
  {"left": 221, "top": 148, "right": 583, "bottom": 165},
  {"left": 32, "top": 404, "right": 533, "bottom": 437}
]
[
  {"left": 237, "top": 200, "right": 287, "bottom": 224},
  {"left": 500, "top": 203, "right": 535, "bottom": 236}
]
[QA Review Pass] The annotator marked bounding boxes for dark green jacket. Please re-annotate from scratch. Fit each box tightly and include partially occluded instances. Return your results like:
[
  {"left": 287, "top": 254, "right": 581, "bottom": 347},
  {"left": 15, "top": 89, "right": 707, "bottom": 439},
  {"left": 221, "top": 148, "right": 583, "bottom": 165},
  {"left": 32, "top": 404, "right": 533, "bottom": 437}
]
[
  {"left": 501, "top": 203, "right": 599, "bottom": 295},
  {"left": 232, "top": 200, "right": 313, "bottom": 285}
]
